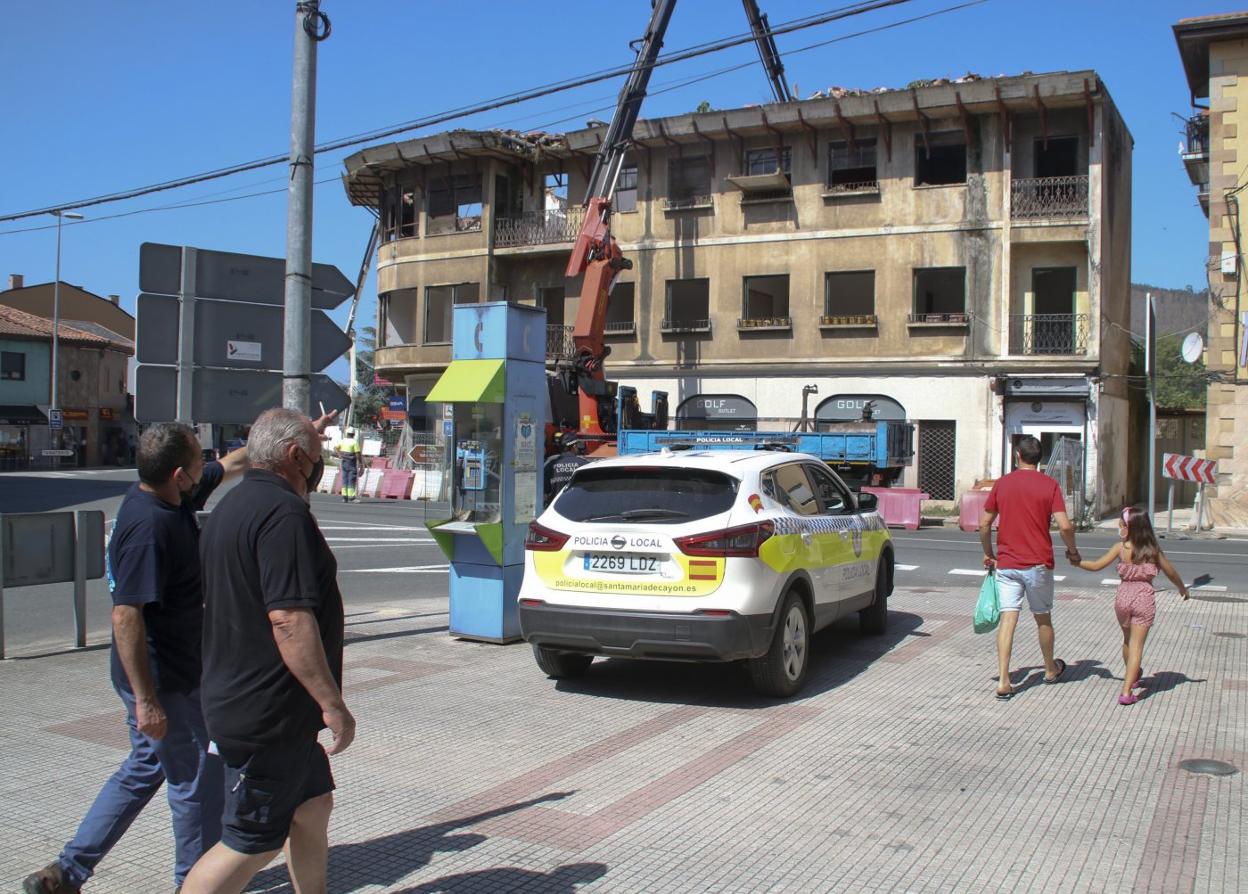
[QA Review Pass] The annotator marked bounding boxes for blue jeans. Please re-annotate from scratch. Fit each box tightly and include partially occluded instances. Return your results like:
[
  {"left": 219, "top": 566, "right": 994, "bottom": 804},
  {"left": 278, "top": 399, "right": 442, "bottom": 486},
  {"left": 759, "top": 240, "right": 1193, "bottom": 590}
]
[{"left": 59, "top": 686, "right": 223, "bottom": 887}]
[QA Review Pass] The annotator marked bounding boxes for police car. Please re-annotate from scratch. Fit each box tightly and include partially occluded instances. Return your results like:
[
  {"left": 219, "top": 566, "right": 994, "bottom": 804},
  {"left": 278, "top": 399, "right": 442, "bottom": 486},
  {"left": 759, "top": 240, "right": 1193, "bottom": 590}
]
[{"left": 518, "top": 447, "right": 895, "bottom": 697}]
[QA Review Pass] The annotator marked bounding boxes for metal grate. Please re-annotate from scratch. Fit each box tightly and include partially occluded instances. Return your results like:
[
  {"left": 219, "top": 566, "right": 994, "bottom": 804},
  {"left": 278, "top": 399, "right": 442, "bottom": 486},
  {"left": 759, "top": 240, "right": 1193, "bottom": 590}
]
[
  {"left": 1011, "top": 175, "right": 1089, "bottom": 219},
  {"left": 1011, "top": 313, "right": 1090, "bottom": 355},
  {"left": 546, "top": 325, "right": 575, "bottom": 360},
  {"left": 918, "top": 421, "right": 956, "bottom": 500},
  {"left": 1045, "top": 436, "right": 1084, "bottom": 519}
]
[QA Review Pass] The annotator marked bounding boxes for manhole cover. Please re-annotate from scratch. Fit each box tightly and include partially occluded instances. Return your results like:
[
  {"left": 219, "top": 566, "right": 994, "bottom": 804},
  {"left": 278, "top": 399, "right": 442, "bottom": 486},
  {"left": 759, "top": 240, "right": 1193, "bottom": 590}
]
[
  {"left": 1211, "top": 632, "right": 1247, "bottom": 639},
  {"left": 1179, "top": 759, "right": 1239, "bottom": 777}
]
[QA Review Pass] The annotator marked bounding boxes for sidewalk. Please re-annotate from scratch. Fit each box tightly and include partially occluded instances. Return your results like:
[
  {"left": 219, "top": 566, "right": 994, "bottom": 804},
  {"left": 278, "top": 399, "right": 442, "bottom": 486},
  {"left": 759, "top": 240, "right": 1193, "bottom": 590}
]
[
  {"left": 2, "top": 583, "right": 1244, "bottom": 893},
  {"left": 1096, "top": 505, "right": 1248, "bottom": 540}
]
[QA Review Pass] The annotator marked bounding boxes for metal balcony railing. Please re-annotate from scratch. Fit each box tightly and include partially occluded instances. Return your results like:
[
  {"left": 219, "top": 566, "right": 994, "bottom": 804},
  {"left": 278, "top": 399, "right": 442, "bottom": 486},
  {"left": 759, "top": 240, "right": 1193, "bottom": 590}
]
[
  {"left": 907, "top": 312, "right": 968, "bottom": 326},
  {"left": 494, "top": 208, "right": 585, "bottom": 248},
  {"left": 1011, "top": 175, "right": 1089, "bottom": 220},
  {"left": 660, "top": 318, "right": 712, "bottom": 333},
  {"left": 604, "top": 320, "right": 636, "bottom": 335},
  {"left": 546, "top": 324, "right": 575, "bottom": 361},
  {"left": 663, "top": 194, "right": 714, "bottom": 211},
  {"left": 824, "top": 180, "right": 880, "bottom": 195},
  {"left": 1011, "top": 313, "right": 1090, "bottom": 355},
  {"left": 1184, "top": 114, "right": 1210, "bottom": 158}
]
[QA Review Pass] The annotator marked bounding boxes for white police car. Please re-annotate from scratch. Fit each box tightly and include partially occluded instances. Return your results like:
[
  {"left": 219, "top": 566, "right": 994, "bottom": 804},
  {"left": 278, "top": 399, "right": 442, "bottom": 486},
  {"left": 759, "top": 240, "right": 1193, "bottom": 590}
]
[{"left": 518, "top": 448, "right": 894, "bottom": 696}]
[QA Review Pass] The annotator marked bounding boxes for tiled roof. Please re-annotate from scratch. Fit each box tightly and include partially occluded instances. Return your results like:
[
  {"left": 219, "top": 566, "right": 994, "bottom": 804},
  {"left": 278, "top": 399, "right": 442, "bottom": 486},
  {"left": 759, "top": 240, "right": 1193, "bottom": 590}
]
[{"left": 0, "top": 305, "right": 129, "bottom": 350}]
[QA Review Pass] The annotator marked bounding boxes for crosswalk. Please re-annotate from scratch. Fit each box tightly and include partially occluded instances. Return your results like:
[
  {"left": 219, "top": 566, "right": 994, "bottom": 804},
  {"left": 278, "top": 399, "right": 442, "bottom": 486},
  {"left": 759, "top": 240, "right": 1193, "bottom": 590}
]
[{"left": 894, "top": 565, "right": 1226, "bottom": 591}]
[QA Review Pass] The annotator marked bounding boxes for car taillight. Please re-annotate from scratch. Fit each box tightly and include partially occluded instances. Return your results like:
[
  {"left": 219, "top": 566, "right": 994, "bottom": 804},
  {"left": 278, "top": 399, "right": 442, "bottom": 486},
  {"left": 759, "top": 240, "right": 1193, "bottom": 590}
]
[
  {"left": 674, "top": 521, "right": 774, "bottom": 558},
  {"left": 525, "top": 520, "right": 569, "bottom": 552}
]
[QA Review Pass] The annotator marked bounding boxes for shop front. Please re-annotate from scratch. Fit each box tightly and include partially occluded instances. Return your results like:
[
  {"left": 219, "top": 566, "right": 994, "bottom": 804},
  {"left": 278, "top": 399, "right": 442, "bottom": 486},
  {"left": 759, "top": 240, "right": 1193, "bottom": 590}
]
[
  {"left": 815, "top": 393, "right": 907, "bottom": 425},
  {"left": 1002, "top": 377, "right": 1091, "bottom": 516},
  {"left": 0, "top": 405, "right": 44, "bottom": 470},
  {"left": 675, "top": 394, "right": 757, "bottom": 431}
]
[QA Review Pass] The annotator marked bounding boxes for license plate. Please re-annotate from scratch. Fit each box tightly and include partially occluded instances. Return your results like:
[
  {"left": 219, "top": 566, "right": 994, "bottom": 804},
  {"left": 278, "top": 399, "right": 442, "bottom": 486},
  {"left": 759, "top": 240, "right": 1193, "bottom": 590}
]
[{"left": 582, "top": 553, "right": 661, "bottom": 574}]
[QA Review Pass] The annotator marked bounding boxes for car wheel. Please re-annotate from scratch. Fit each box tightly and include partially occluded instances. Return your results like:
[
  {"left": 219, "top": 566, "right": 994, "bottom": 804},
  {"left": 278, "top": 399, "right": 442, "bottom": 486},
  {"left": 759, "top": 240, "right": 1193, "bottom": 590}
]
[
  {"left": 749, "top": 589, "right": 810, "bottom": 698},
  {"left": 859, "top": 559, "right": 890, "bottom": 636},
  {"left": 532, "top": 645, "right": 593, "bottom": 679}
]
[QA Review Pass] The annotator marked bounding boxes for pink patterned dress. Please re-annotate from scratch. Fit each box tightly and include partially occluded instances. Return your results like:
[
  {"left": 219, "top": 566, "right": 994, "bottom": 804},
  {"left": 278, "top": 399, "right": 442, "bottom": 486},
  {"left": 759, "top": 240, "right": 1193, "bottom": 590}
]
[{"left": 1115, "top": 560, "right": 1158, "bottom": 628}]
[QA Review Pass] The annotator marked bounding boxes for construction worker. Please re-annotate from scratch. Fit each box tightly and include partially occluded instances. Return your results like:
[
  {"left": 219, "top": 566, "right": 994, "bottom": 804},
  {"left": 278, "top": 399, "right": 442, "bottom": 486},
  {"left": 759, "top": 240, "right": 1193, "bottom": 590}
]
[{"left": 336, "top": 428, "right": 360, "bottom": 502}]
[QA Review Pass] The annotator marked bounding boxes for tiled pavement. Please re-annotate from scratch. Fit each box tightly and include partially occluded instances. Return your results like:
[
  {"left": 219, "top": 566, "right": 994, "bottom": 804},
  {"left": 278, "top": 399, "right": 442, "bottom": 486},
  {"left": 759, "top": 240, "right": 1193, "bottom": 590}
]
[{"left": 2, "top": 584, "right": 1245, "bottom": 893}]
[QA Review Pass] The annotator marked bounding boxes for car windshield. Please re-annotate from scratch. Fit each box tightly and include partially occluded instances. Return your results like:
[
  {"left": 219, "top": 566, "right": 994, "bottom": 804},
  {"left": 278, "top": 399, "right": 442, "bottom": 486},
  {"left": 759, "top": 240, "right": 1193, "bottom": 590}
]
[{"left": 553, "top": 466, "right": 739, "bottom": 524}]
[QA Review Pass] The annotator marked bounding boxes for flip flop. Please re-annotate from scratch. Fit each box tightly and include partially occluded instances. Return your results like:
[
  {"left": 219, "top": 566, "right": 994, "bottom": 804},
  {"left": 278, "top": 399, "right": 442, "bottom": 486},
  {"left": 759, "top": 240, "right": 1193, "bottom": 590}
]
[
  {"left": 1043, "top": 659, "right": 1067, "bottom": 684},
  {"left": 995, "top": 689, "right": 1014, "bottom": 700}
]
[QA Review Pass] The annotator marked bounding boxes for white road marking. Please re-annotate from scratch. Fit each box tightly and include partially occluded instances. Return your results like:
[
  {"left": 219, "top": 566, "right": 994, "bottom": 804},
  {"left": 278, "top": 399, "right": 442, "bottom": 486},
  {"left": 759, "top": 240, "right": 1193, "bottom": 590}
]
[
  {"left": 1053, "top": 575, "right": 1067, "bottom": 582},
  {"left": 895, "top": 564, "right": 919, "bottom": 571},
  {"left": 341, "top": 564, "right": 449, "bottom": 574},
  {"left": 317, "top": 526, "right": 430, "bottom": 532},
  {"left": 330, "top": 543, "right": 440, "bottom": 550},
  {"left": 1101, "top": 578, "right": 1119, "bottom": 587},
  {"left": 949, "top": 568, "right": 987, "bottom": 577},
  {"left": 1194, "top": 584, "right": 1229, "bottom": 592}
]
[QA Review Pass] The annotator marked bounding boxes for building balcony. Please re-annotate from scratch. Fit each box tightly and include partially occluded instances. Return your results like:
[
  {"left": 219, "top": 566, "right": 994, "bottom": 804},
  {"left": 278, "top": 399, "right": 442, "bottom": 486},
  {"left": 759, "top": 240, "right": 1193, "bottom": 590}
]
[
  {"left": 1009, "top": 313, "right": 1090, "bottom": 356},
  {"left": 660, "top": 318, "right": 712, "bottom": 334},
  {"left": 494, "top": 208, "right": 585, "bottom": 249},
  {"left": 736, "top": 316, "right": 792, "bottom": 332},
  {"left": 604, "top": 320, "right": 636, "bottom": 337},
  {"left": 1011, "top": 175, "right": 1089, "bottom": 221},
  {"left": 1181, "top": 114, "right": 1210, "bottom": 187},
  {"left": 663, "top": 194, "right": 714, "bottom": 212},
  {"left": 907, "top": 312, "right": 968, "bottom": 329}
]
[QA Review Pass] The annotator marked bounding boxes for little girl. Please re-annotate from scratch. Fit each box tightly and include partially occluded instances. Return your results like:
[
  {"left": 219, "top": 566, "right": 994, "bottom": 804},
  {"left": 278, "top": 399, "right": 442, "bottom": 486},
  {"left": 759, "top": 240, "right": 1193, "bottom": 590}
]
[{"left": 1076, "top": 506, "right": 1189, "bottom": 705}]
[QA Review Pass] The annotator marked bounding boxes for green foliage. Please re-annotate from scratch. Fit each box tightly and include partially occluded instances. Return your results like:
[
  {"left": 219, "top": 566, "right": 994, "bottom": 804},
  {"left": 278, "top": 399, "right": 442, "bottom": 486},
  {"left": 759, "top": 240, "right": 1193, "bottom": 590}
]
[
  {"left": 1129, "top": 334, "right": 1208, "bottom": 410},
  {"left": 695, "top": 100, "right": 713, "bottom": 113},
  {"left": 349, "top": 325, "right": 393, "bottom": 426}
]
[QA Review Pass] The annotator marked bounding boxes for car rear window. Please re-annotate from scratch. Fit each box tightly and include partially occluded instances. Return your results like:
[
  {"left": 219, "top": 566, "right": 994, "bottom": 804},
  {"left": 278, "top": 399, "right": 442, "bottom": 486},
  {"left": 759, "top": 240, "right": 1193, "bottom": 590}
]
[{"left": 553, "top": 466, "right": 739, "bottom": 524}]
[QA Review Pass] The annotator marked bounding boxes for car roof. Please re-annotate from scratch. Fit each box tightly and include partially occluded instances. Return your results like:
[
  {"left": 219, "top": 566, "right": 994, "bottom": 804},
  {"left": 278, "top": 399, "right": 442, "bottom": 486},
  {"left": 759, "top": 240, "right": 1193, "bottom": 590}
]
[{"left": 585, "top": 449, "right": 822, "bottom": 475}]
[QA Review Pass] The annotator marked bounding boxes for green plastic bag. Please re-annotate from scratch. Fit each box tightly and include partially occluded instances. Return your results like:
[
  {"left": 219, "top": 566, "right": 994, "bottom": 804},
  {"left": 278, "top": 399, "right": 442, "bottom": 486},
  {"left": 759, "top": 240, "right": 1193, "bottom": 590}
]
[{"left": 973, "top": 573, "right": 1000, "bottom": 634}]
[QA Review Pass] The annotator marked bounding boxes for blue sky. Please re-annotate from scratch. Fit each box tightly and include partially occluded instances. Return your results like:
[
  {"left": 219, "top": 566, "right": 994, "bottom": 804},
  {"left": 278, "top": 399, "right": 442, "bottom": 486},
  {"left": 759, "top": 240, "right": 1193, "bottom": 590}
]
[{"left": 0, "top": 0, "right": 1229, "bottom": 382}]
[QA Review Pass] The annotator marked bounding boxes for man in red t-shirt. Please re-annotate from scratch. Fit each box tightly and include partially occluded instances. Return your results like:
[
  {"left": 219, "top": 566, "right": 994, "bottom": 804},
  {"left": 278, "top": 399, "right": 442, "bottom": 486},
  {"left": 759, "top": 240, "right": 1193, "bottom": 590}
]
[{"left": 979, "top": 436, "right": 1081, "bottom": 699}]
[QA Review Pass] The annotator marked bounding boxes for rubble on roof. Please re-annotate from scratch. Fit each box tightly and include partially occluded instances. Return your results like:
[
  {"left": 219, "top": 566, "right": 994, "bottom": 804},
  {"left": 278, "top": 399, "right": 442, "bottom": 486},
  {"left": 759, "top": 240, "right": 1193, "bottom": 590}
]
[{"left": 806, "top": 72, "right": 1001, "bottom": 101}]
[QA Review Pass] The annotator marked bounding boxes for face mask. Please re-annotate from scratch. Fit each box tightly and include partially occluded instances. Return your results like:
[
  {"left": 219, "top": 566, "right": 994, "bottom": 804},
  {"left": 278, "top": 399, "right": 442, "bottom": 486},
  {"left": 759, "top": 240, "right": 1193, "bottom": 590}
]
[
  {"left": 298, "top": 448, "right": 324, "bottom": 500},
  {"left": 179, "top": 469, "right": 202, "bottom": 506}
]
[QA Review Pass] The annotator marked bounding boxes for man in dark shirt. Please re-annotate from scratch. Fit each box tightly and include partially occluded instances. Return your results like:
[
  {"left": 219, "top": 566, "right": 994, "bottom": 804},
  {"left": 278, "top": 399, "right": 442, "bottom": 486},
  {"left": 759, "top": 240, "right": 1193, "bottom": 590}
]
[
  {"left": 183, "top": 408, "right": 352, "bottom": 894},
  {"left": 24, "top": 423, "right": 247, "bottom": 894}
]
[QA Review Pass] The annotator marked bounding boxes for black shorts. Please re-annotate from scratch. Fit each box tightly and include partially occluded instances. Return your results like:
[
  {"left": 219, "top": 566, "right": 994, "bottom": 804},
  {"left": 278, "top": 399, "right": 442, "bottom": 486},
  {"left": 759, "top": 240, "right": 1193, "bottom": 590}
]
[{"left": 220, "top": 735, "right": 335, "bottom": 854}]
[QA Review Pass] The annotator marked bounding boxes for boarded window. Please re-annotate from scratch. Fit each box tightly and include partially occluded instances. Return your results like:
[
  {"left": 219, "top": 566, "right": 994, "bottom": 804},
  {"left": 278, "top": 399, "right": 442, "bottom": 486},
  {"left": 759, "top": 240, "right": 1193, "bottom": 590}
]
[
  {"left": 913, "top": 268, "right": 966, "bottom": 315},
  {"left": 828, "top": 139, "right": 877, "bottom": 189},
  {"left": 824, "top": 271, "right": 875, "bottom": 317},
  {"left": 424, "top": 282, "right": 480, "bottom": 344},
  {"left": 915, "top": 133, "right": 966, "bottom": 186}
]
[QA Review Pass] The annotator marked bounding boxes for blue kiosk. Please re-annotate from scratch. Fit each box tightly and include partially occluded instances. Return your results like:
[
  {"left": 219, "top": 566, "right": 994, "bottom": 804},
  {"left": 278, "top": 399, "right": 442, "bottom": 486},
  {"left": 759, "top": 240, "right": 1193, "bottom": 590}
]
[{"left": 425, "top": 302, "right": 547, "bottom": 643}]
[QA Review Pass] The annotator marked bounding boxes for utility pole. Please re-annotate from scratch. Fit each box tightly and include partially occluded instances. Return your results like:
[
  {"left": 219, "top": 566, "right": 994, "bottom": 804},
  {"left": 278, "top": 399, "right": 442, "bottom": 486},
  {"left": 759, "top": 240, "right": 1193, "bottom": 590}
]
[
  {"left": 1145, "top": 292, "right": 1156, "bottom": 522},
  {"left": 282, "top": 1, "right": 329, "bottom": 414},
  {"left": 49, "top": 210, "right": 83, "bottom": 466}
]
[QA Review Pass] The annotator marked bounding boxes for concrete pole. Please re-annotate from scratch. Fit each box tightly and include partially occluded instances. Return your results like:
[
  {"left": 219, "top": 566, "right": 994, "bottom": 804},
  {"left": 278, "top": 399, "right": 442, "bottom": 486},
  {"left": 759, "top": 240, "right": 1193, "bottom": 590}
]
[{"left": 282, "top": 0, "right": 320, "bottom": 414}]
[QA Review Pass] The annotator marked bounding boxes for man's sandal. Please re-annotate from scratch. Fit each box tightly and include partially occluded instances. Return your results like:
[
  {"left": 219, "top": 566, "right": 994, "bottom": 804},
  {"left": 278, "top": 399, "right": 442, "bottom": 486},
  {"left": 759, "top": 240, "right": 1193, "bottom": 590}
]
[{"left": 1043, "top": 659, "right": 1067, "bottom": 684}]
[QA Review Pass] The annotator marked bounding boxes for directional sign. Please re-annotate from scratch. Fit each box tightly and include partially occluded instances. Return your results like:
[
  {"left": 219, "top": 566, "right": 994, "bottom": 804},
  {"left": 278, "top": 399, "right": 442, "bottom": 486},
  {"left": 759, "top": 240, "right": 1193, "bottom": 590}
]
[
  {"left": 136, "top": 293, "right": 351, "bottom": 370},
  {"left": 41, "top": 449, "right": 74, "bottom": 458},
  {"left": 1162, "top": 452, "right": 1217, "bottom": 484},
  {"left": 139, "top": 242, "right": 354, "bottom": 309},
  {"left": 135, "top": 366, "right": 349, "bottom": 424}
]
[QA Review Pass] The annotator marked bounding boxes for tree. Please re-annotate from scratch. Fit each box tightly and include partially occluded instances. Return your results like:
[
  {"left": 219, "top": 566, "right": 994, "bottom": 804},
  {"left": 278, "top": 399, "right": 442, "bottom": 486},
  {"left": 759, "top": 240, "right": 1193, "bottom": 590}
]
[
  {"left": 1130, "top": 334, "right": 1208, "bottom": 410},
  {"left": 695, "top": 100, "right": 713, "bottom": 113},
  {"left": 349, "top": 325, "right": 392, "bottom": 428}
]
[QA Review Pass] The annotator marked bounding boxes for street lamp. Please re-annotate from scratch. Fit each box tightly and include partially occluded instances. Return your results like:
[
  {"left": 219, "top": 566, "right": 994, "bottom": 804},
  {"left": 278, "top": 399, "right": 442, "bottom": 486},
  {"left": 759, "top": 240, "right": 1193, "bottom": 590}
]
[{"left": 49, "top": 209, "right": 84, "bottom": 463}]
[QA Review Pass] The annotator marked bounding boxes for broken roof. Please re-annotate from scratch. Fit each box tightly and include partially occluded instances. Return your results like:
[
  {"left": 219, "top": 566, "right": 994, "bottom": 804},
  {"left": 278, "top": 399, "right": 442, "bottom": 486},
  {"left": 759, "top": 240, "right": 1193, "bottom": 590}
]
[{"left": 342, "top": 69, "right": 1111, "bottom": 207}]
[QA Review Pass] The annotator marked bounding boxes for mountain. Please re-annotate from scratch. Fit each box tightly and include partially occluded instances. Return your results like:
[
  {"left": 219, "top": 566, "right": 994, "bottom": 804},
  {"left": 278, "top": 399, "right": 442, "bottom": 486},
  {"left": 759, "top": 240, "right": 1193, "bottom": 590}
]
[{"left": 1129, "top": 284, "right": 1208, "bottom": 340}]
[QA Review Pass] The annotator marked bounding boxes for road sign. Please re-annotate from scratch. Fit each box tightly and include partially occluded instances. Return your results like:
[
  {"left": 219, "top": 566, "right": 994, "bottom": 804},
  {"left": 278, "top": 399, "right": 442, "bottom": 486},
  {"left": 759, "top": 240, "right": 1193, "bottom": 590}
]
[
  {"left": 134, "top": 366, "right": 349, "bottom": 424},
  {"left": 136, "top": 293, "right": 351, "bottom": 370},
  {"left": 1162, "top": 453, "right": 1217, "bottom": 484},
  {"left": 139, "top": 243, "right": 354, "bottom": 309},
  {"left": 47, "top": 409, "right": 63, "bottom": 430},
  {"left": 41, "top": 449, "right": 74, "bottom": 457}
]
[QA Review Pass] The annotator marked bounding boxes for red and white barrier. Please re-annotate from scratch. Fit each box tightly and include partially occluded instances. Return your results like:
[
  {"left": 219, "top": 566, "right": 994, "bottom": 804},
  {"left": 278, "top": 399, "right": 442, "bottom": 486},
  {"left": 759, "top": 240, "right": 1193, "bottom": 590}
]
[{"left": 1162, "top": 453, "right": 1216, "bottom": 484}]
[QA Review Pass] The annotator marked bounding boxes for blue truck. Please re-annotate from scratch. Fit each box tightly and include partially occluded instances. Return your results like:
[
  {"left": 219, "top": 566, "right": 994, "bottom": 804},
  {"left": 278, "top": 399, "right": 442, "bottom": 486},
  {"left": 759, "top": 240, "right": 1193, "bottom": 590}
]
[{"left": 616, "top": 421, "right": 915, "bottom": 488}]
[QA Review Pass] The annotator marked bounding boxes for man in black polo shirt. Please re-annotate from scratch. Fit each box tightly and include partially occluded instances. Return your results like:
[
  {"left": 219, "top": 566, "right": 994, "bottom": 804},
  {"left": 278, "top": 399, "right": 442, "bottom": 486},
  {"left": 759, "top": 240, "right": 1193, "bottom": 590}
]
[
  {"left": 24, "top": 423, "right": 247, "bottom": 894},
  {"left": 184, "top": 408, "right": 352, "bottom": 893}
]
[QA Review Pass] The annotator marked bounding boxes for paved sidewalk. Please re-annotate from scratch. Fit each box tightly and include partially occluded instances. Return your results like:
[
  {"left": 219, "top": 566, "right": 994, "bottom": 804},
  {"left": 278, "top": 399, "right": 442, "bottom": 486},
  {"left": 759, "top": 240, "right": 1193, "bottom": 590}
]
[{"left": 2, "top": 584, "right": 1244, "bottom": 893}]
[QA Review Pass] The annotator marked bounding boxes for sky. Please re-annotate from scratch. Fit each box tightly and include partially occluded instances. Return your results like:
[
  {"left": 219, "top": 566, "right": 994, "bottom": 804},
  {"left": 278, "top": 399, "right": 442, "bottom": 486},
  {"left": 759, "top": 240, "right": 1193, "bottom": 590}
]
[{"left": 0, "top": 0, "right": 1230, "bottom": 384}]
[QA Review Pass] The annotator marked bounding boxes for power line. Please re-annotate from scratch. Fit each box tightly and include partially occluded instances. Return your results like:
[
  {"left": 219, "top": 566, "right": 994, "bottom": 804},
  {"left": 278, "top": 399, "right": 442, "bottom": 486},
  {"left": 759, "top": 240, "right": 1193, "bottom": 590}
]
[{"left": 0, "top": 0, "right": 953, "bottom": 223}]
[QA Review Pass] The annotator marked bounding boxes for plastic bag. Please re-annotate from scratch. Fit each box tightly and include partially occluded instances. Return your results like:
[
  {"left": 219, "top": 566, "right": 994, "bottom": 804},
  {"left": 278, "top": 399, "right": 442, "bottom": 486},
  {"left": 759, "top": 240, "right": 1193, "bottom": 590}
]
[{"left": 973, "top": 573, "right": 1000, "bottom": 634}]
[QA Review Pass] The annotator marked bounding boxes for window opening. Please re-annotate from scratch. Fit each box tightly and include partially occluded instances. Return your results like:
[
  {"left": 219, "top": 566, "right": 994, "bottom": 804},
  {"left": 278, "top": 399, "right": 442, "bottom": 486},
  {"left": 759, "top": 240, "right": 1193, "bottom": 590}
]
[
  {"left": 823, "top": 271, "right": 875, "bottom": 323},
  {"left": 745, "top": 146, "right": 791, "bottom": 177},
  {"left": 424, "top": 282, "right": 480, "bottom": 344},
  {"left": 664, "top": 278, "right": 710, "bottom": 330},
  {"left": 1034, "top": 137, "right": 1078, "bottom": 178},
  {"left": 1, "top": 351, "right": 25, "bottom": 381},
  {"left": 741, "top": 275, "right": 789, "bottom": 324},
  {"left": 428, "top": 173, "right": 483, "bottom": 232},
  {"left": 606, "top": 282, "right": 636, "bottom": 333},
  {"left": 913, "top": 267, "right": 966, "bottom": 316},
  {"left": 538, "top": 286, "right": 566, "bottom": 328},
  {"left": 399, "top": 186, "right": 417, "bottom": 238},
  {"left": 915, "top": 133, "right": 966, "bottom": 186},
  {"left": 828, "top": 139, "right": 877, "bottom": 191},
  {"left": 615, "top": 164, "right": 638, "bottom": 212},
  {"left": 668, "top": 155, "right": 712, "bottom": 206}
]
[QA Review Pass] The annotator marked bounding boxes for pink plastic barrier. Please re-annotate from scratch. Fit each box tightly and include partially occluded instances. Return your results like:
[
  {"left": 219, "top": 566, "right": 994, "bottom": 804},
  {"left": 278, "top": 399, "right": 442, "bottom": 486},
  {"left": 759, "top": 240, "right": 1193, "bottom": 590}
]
[
  {"left": 861, "top": 487, "right": 928, "bottom": 531},
  {"left": 959, "top": 490, "right": 998, "bottom": 532},
  {"left": 379, "top": 471, "right": 414, "bottom": 500},
  {"left": 369, "top": 456, "right": 391, "bottom": 470}
]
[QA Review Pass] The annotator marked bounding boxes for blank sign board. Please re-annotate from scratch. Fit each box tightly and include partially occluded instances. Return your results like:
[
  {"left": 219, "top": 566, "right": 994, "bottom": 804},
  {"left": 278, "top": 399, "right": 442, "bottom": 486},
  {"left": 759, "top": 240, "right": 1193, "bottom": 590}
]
[{"left": 1, "top": 511, "right": 105, "bottom": 588}]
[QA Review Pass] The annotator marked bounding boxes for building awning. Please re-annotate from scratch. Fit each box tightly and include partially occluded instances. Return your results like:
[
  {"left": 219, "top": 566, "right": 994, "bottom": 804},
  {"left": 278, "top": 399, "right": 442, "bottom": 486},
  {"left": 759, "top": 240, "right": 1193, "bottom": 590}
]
[
  {"left": 426, "top": 359, "right": 505, "bottom": 404},
  {"left": 724, "top": 171, "right": 792, "bottom": 194},
  {"left": 0, "top": 405, "right": 46, "bottom": 425}
]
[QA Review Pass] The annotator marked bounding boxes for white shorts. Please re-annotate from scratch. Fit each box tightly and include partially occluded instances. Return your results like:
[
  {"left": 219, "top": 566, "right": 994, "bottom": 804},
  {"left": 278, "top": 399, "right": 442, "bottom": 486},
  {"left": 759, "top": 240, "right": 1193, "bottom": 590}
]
[{"left": 995, "top": 566, "right": 1054, "bottom": 614}]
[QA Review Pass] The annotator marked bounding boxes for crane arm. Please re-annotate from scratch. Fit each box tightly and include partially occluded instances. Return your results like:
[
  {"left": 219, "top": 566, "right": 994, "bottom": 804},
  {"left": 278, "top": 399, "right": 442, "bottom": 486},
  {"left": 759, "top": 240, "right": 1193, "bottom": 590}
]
[{"left": 742, "top": 0, "right": 792, "bottom": 103}]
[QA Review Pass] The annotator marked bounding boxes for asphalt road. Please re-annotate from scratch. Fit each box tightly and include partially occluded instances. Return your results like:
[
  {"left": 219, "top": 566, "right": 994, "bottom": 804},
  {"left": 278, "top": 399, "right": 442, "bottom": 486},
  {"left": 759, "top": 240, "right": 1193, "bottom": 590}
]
[{"left": 2, "top": 467, "right": 1245, "bottom": 657}]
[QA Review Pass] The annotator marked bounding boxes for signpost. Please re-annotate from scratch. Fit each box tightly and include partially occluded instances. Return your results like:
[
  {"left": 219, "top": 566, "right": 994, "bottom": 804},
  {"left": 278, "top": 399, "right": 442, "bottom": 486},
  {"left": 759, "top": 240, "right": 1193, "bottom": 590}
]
[
  {"left": 135, "top": 243, "right": 355, "bottom": 424},
  {"left": 1162, "top": 452, "right": 1218, "bottom": 533},
  {"left": 47, "top": 408, "right": 63, "bottom": 431}
]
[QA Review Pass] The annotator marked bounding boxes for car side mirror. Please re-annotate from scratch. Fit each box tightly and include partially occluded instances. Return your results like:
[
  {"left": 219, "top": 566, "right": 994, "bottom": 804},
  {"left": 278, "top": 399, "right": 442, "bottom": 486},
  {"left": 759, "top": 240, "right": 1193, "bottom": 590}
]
[{"left": 856, "top": 492, "right": 877, "bottom": 512}]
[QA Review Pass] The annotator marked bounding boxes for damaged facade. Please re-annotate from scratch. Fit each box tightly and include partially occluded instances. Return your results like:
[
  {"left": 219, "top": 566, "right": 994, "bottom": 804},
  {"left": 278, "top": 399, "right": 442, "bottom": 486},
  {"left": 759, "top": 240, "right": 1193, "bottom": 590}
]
[
  {"left": 342, "top": 70, "right": 1133, "bottom": 516},
  {"left": 1175, "top": 14, "right": 1248, "bottom": 528}
]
